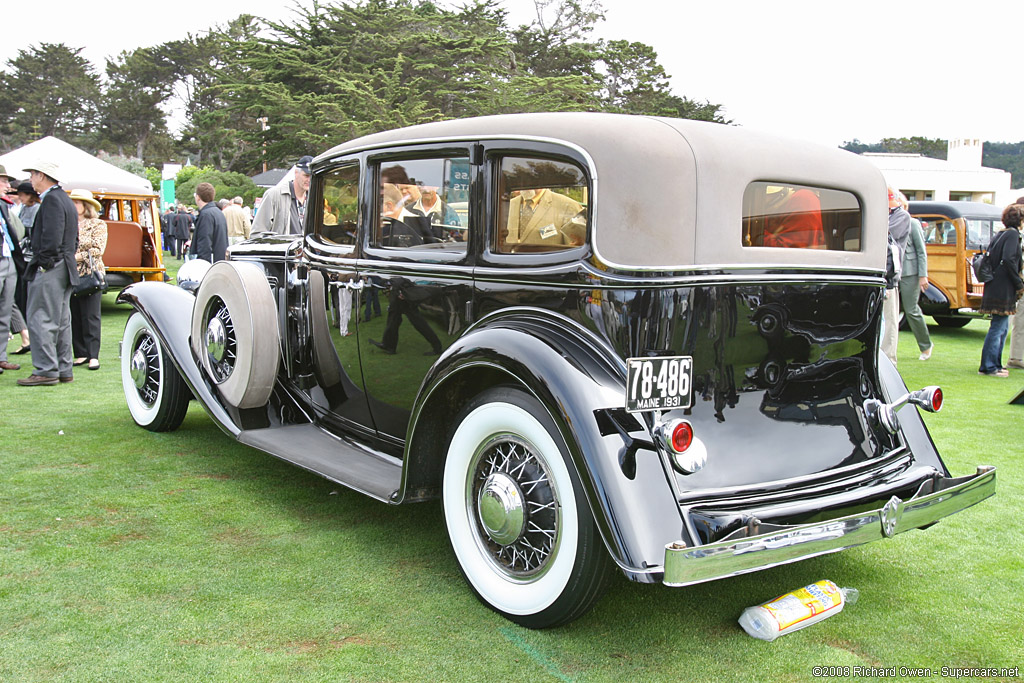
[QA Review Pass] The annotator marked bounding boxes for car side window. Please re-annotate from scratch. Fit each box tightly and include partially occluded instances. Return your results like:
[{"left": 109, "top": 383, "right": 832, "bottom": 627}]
[
  {"left": 921, "top": 219, "right": 956, "bottom": 245},
  {"left": 316, "top": 164, "right": 360, "bottom": 246},
  {"left": 493, "top": 156, "right": 588, "bottom": 254},
  {"left": 966, "top": 218, "right": 1003, "bottom": 250},
  {"left": 743, "top": 182, "right": 861, "bottom": 251},
  {"left": 102, "top": 200, "right": 119, "bottom": 221},
  {"left": 138, "top": 201, "right": 154, "bottom": 229},
  {"left": 369, "top": 157, "right": 470, "bottom": 253}
]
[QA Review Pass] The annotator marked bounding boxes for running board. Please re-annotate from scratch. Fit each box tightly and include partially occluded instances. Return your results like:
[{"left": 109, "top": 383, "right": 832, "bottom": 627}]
[{"left": 238, "top": 424, "right": 403, "bottom": 502}]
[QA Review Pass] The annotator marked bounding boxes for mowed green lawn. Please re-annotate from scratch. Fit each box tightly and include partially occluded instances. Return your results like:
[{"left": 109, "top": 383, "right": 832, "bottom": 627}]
[{"left": 2, "top": 268, "right": 1022, "bottom": 682}]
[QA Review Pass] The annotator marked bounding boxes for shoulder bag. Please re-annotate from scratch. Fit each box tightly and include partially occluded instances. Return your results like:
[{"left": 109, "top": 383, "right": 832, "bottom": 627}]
[
  {"left": 971, "top": 230, "right": 1006, "bottom": 284},
  {"left": 73, "top": 253, "right": 108, "bottom": 297}
]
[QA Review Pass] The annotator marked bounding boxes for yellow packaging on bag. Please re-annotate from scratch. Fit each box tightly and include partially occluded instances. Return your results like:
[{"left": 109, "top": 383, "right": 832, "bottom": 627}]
[{"left": 739, "top": 580, "right": 859, "bottom": 641}]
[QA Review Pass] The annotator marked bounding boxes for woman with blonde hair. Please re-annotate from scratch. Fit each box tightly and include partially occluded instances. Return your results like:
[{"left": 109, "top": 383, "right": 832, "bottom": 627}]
[{"left": 69, "top": 189, "right": 106, "bottom": 370}]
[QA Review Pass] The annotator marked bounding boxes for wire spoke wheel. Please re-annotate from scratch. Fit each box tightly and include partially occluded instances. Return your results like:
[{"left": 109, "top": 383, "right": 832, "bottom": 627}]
[
  {"left": 121, "top": 312, "right": 189, "bottom": 432},
  {"left": 203, "top": 296, "right": 238, "bottom": 384},
  {"left": 470, "top": 434, "right": 560, "bottom": 579},
  {"left": 132, "top": 332, "right": 162, "bottom": 406},
  {"left": 443, "top": 386, "right": 611, "bottom": 629}
]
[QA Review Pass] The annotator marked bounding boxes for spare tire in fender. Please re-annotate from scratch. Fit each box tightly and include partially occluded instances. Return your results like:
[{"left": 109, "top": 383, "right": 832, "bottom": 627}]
[{"left": 190, "top": 261, "right": 281, "bottom": 409}]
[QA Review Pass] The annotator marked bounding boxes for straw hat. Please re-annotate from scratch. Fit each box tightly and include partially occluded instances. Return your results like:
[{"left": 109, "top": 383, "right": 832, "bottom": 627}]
[{"left": 69, "top": 188, "right": 102, "bottom": 212}]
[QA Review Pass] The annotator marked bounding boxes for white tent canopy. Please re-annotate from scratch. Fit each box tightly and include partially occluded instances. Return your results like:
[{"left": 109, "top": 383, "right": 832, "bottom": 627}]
[{"left": 0, "top": 136, "right": 153, "bottom": 195}]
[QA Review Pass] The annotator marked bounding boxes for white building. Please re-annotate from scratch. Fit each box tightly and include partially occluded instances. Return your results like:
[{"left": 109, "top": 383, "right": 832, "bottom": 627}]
[{"left": 861, "top": 138, "right": 1017, "bottom": 205}]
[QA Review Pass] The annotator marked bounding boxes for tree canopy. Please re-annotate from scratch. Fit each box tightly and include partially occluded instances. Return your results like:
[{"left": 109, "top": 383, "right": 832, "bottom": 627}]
[
  {"left": 0, "top": 43, "right": 101, "bottom": 150},
  {"left": 3, "top": 2, "right": 1021, "bottom": 191},
  {"left": 0, "top": 0, "right": 727, "bottom": 179},
  {"left": 174, "top": 167, "right": 260, "bottom": 206},
  {"left": 841, "top": 137, "right": 948, "bottom": 159},
  {"left": 842, "top": 136, "right": 1024, "bottom": 187}
]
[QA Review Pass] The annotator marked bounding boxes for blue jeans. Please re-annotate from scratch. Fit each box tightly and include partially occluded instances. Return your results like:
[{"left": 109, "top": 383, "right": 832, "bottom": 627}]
[{"left": 979, "top": 314, "right": 1009, "bottom": 373}]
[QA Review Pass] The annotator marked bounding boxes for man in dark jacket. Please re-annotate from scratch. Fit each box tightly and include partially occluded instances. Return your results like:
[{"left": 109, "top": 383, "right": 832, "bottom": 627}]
[
  {"left": 172, "top": 205, "right": 193, "bottom": 259},
  {"left": 160, "top": 206, "right": 175, "bottom": 255},
  {"left": 18, "top": 160, "right": 79, "bottom": 386},
  {"left": 189, "top": 183, "right": 228, "bottom": 263}
]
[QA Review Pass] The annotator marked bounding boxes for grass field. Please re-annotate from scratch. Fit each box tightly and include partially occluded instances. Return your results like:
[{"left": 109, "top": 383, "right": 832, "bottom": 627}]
[{"left": 2, "top": 266, "right": 1022, "bottom": 682}]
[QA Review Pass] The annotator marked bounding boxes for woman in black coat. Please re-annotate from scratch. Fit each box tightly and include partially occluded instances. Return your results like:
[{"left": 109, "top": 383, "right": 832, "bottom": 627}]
[{"left": 978, "top": 203, "right": 1024, "bottom": 376}]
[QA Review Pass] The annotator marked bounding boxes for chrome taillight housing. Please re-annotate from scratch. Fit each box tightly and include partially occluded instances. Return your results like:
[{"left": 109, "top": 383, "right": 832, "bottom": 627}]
[
  {"left": 654, "top": 418, "right": 707, "bottom": 474},
  {"left": 865, "top": 385, "right": 943, "bottom": 435}
]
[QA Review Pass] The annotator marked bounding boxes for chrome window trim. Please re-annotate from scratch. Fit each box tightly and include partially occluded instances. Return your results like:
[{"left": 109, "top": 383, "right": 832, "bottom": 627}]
[
  {"left": 318, "top": 134, "right": 601, "bottom": 265},
  {"left": 471, "top": 270, "right": 886, "bottom": 290}
]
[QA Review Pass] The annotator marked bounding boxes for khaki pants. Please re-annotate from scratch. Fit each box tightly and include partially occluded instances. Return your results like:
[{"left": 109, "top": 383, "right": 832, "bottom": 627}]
[
  {"left": 1010, "top": 297, "right": 1024, "bottom": 363},
  {"left": 881, "top": 288, "right": 899, "bottom": 366}
]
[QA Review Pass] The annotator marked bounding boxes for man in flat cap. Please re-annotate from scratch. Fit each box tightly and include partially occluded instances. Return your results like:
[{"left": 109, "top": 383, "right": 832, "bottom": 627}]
[
  {"left": 252, "top": 155, "right": 312, "bottom": 235},
  {"left": 17, "top": 160, "right": 79, "bottom": 386}
]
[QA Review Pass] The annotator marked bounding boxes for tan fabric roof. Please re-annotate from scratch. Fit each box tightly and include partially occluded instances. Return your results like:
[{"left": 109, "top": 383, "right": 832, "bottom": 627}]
[{"left": 318, "top": 113, "right": 888, "bottom": 272}]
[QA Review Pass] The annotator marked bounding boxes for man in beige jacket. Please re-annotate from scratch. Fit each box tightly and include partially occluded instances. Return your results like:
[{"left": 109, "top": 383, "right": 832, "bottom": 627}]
[
  {"left": 504, "top": 188, "right": 584, "bottom": 251},
  {"left": 223, "top": 196, "right": 251, "bottom": 246}
]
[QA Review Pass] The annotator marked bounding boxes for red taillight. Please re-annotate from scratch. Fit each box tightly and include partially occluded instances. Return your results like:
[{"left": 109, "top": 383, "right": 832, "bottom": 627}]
[
  {"left": 931, "top": 388, "right": 943, "bottom": 412},
  {"left": 655, "top": 418, "right": 706, "bottom": 474},
  {"left": 671, "top": 421, "right": 693, "bottom": 452}
]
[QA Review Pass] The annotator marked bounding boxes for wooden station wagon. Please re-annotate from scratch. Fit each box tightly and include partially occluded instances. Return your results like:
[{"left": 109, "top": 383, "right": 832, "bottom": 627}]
[
  {"left": 117, "top": 113, "right": 995, "bottom": 628},
  {"left": 94, "top": 189, "right": 166, "bottom": 288},
  {"left": 908, "top": 200, "right": 1005, "bottom": 327}
]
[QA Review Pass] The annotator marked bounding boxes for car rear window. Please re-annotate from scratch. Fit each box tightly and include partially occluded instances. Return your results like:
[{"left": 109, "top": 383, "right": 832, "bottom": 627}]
[
  {"left": 920, "top": 218, "right": 957, "bottom": 245},
  {"left": 743, "top": 182, "right": 862, "bottom": 251}
]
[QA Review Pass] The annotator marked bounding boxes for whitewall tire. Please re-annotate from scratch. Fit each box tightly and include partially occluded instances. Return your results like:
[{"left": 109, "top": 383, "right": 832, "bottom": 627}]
[
  {"left": 190, "top": 261, "right": 281, "bottom": 409},
  {"left": 121, "top": 311, "right": 190, "bottom": 432},
  {"left": 442, "top": 386, "right": 611, "bottom": 628}
]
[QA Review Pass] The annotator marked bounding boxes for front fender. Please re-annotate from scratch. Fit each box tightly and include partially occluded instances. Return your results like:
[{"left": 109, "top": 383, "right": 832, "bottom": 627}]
[
  {"left": 118, "top": 282, "right": 241, "bottom": 437},
  {"left": 405, "top": 308, "right": 686, "bottom": 580},
  {"left": 918, "top": 282, "right": 950, "bottom": 316}
]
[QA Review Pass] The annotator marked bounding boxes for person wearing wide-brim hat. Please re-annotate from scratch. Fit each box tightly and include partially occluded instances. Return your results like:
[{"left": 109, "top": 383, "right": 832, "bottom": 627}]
[
  {"left": 16, "top": 159, "right": 79, "bottom": 386},
  {"left": 68, "top": 188, "right": 102, "bottom": 213},
  {"left": 68, "top": 189, "right": 107, "bottom": 371}
]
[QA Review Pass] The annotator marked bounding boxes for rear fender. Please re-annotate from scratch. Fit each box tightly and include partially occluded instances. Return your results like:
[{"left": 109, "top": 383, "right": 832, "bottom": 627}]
[
  {"left": 118, "top": 282, "right": 241, "bottom": 437},
  {"left": 877, "top": 352, "right": 947, "bottom": 476},
  {"left": 404, "top": 308, "right": 685, "bottom": 579}
]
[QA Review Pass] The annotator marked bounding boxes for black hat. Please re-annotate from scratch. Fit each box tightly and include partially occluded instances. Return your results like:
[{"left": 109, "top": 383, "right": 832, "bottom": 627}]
[
  {"left": 295, "top": 155, "right": 313, "bottom": 174},
  {"left": 15, "top": 181, "right": 37, "bottom": 196}
]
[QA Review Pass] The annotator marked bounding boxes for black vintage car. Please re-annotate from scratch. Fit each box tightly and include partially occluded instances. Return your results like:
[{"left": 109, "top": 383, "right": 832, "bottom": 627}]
[{"left": 118, "top": 113, "right": 995, "bottom": 628}]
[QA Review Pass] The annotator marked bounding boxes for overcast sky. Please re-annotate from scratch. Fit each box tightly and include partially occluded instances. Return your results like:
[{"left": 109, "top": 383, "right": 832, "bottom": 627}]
[{"left": 5, "top": 0, "right": 1021, "bottom": 148}]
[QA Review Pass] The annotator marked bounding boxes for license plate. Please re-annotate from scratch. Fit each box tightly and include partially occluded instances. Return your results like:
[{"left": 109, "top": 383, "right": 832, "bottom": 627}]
[{"left": 626, "top": 356, "right": 693, "bottom": 413}]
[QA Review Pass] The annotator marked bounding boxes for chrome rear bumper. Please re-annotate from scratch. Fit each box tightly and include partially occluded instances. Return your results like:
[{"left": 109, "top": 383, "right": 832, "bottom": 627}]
[{"left": 663, "top": 465, "right": 995, "bottom": 587}]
